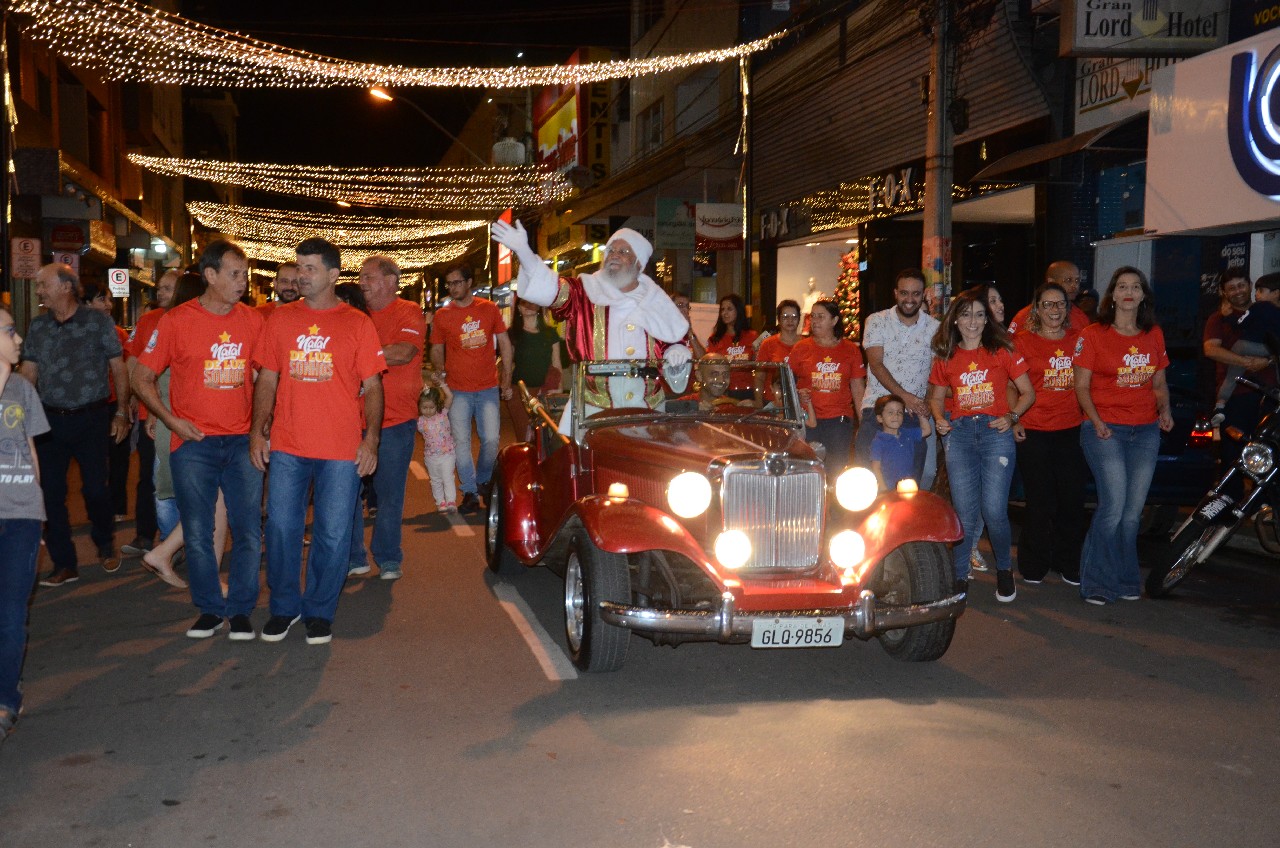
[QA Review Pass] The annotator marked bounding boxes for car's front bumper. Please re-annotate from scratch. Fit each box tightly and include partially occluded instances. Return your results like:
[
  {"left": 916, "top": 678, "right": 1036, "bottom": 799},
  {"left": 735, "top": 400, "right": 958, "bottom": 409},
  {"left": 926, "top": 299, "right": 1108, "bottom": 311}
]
[{"left": 598, "top": 588, "right": 967, "bottom": 642}]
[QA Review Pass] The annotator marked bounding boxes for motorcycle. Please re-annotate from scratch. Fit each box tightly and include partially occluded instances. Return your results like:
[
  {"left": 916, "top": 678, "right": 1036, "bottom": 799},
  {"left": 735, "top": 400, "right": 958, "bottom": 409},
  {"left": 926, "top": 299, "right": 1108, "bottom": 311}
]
[{"left": 1147, "top": 373, "right": 1280, "bottom": 597}]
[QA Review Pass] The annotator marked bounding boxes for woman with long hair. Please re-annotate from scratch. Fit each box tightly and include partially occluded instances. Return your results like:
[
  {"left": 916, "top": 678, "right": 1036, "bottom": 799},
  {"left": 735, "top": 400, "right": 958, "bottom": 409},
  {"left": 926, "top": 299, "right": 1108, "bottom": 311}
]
[
  {"left": 927, "top": 288, "right": 1034, "bottom": 601},
  {"left": 1074, "top": 266, "right": 1173, "bottom": 605},
  {"left": 789, "top": 299, "right": 866, "bottom": 482},
  {"left": 1012, "top": 282, "right": 1085, "bottom": 587},
  {"left": 506, "top": 297, "right": 562, "bottom": 439},
  {"left": 706, "top": 294, "right": 758, "bottom": 399}
]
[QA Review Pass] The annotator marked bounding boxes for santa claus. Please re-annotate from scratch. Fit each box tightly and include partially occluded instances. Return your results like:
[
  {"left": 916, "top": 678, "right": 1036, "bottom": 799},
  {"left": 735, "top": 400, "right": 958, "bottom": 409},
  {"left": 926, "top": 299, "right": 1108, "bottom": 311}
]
[{"left": 491, "top": 220, "right": 691, "bottom": 415}]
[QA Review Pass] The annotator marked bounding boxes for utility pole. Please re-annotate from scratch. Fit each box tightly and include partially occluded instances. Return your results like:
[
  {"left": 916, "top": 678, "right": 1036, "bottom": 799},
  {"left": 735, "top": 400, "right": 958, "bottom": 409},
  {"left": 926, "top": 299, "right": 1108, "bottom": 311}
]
[{"left": 922, "top": 0, "right": 953, "bottom": 317}]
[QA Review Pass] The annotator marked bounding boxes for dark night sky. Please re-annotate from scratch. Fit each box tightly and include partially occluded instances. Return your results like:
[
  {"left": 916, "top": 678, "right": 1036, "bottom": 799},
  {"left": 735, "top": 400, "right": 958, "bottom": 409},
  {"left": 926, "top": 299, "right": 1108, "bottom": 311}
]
[{"left": 182, "top": 1, "right": 632, "bottom": 171}]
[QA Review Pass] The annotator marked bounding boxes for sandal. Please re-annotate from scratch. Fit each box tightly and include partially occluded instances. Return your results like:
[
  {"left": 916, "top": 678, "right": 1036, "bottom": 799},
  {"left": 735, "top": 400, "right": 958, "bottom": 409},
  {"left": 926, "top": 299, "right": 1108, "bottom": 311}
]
[
  {"left": 140, "top": 557, "right": 189, "bottom": 589},
  {"left": 0, "top": 706, "right": 19, "bottom": 737}
]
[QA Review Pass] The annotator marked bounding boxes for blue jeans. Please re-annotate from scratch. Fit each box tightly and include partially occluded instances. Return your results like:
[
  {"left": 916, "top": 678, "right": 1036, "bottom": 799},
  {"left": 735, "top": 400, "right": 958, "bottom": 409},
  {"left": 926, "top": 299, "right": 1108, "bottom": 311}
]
[
  {"left": 449, "top": 387, "right": 500, "bottom": 495},
  {"left": 266, "top": 451, "right": 361, "bottom": 623},
  {"left": 942, "top": 414, "right": 1017, "bottom": 580},
  {"left": 171, "top": 435, "right": 264, "bottom": 618},
  {"left": 156, "top": 496, "right": 180, "bottom": 540},
  {"left": 1079, "top": 421, "right": 1160, "bottom": 601},
  {"left": 0, "top": 520, "right": 41, "bottom": 713},
  {"left": 349, "top": 419, "right": 416, "bottom": 568}
]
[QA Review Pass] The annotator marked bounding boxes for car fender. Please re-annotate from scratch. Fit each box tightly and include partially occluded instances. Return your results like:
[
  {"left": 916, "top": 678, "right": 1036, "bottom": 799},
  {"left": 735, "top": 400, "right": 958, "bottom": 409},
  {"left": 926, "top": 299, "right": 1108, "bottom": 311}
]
[
  {"left": 494, "top": 443, "right": 541, "bottom": 562},
  {"left": 569, "top": 496, "right": 710, "bottom": 564},
  {"left": 849, "top": 491, "right": 964, "bottom": 564}
]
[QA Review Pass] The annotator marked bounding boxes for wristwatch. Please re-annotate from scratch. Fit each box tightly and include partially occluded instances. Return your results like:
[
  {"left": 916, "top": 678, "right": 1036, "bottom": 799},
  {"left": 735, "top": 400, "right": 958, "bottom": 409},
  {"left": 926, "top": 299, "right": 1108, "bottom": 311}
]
[{"left": 1008, "top": 411, "right": 1020, "bottom": 424}]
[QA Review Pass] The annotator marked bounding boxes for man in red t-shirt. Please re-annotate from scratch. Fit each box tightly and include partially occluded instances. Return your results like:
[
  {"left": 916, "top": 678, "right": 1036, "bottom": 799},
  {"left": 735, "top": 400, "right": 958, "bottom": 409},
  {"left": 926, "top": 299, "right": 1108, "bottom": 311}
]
[
  {"left": 257, "top": 262, "right": 300, "bottom": 320},
  {"left": 133, "top": 241, "right": 266, "bottom": 641},
  {"left": 347, "top": 255, "right": 426, "bottom": 579},
  {"left": 429, "top": 262, "right": 513, "bottom": 515},
  {"left": 250, "top": 238, "right": 386, "bottom": 646}
]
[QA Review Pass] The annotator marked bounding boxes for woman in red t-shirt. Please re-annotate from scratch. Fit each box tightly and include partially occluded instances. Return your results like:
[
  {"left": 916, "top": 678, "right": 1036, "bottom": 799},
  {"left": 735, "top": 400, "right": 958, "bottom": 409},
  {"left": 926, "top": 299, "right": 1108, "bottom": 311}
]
[
  {"left": 927, "top": 288, "right": 1034, "bottom": 602},
  {"left": 1074, "top": 266, "right": 1173, "bottom": 606},
  {"left": 1012, "top": 282, "right": 1085, "bottom": 586},
  {"left": 789, "top": 299, "right": 865, "bottom": 482},
  {"left": 755, "top": 299, "right": 802, "bottom": 404},
  {"left": 705, "top": 294, "right": 759, "bottom": 399}
]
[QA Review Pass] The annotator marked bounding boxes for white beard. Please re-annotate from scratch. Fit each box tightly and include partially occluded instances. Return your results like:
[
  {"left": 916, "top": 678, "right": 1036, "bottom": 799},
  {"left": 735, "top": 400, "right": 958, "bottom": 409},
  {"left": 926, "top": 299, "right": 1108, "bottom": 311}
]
[{"left": 597, "top": 264, "right": 639, "bottom": 290}]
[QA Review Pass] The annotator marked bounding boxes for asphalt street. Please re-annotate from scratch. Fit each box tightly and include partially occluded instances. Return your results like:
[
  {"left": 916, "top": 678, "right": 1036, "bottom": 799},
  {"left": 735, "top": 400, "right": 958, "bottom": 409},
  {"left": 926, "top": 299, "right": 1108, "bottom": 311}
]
[{"left": 2, "top": 446, "right": 1279, "bottom": 848}]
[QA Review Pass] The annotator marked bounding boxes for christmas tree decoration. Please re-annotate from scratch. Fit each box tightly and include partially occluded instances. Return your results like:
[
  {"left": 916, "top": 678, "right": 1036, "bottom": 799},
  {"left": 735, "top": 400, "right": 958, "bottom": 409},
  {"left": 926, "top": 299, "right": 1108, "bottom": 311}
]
[
  {"left": 834, "top": 248, "right": 862, "bottom": 340},
  {"left": 10, "top": 0, "right": 783, "bottom": 89}
]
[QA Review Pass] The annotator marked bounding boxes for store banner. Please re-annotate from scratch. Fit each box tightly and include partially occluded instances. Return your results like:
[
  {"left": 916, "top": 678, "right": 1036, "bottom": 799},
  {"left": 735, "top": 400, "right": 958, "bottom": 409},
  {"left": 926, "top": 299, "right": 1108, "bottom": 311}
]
[
  {"left": 694, "top": 203, "right": 743, "bottom": 251},
  {"left": 1061, "top": 0, "right": 1228, "bottom": 57},
  {"left": 1145, "top": 27, "right": 1280, "bottom": 234},
  {"left": 1075, "top": 56, "right": 1179, "bottom": 132},
  {"left": 655, "top": 198, "right": 696, "bottom": 250}
]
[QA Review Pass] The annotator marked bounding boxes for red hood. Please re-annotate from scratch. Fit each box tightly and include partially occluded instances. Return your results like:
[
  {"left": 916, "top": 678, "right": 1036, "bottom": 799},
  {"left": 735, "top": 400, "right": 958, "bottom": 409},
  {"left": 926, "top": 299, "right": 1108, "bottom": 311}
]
[{"left": 585, "top": 419, "right": 816, "bottom": 472}]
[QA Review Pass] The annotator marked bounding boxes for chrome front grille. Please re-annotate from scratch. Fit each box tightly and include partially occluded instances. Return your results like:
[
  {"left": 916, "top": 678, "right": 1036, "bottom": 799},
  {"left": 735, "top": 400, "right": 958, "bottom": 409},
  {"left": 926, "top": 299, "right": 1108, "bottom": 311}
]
[{"left": 720, "top": 457, "right": 824, "bottom": 570}]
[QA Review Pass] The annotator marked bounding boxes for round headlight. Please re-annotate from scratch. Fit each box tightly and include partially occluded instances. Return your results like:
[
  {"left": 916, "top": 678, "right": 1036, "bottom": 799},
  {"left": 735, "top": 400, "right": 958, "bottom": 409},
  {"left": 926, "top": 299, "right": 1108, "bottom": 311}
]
[
  {"left": 1242, "top": 442, "right": 1275, "bottom": 477},
  {"left": 835, "top": 466, "right": 879, "bottom": 512},
  {"left": 829, "top": 529, "right": 866, "bottom": 571},
  {"left": 714, "top": 529, "right": 752, "bottom": 569},
  {"left": 667, "top": 471, "right": 713, "bottom": 518}
]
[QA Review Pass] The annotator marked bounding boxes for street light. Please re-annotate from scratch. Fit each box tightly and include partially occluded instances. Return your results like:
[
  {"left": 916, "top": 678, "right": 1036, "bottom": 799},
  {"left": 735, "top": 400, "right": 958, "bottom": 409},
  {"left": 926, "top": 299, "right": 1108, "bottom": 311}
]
[{"left": 368, "top": 86, "right": 489, "bottom": 167}]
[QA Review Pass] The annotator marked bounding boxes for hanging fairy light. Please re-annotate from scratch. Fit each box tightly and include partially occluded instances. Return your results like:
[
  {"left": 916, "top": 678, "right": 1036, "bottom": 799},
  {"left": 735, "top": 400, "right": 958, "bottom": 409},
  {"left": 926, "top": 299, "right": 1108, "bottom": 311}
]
[
  {"left": 187, "top": 202, "right": 486, "bottom": 247},
  {"left": 236, "top": 237, "right": 473, "bottom": 270},
  {"left": 9, "top": 0, "right": 783, "bottom": 89},
  {"left": 132, "top": 154, "right": 572, "bottom": 210}
]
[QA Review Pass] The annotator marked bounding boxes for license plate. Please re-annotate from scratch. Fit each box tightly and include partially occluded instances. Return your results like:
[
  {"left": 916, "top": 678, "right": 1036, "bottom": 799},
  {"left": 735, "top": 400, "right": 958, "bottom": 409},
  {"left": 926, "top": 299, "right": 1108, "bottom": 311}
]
[
  {"left": 1195, "top": 495, "right": 1234, "bottom": 523},
  {"left": 750, "top": 617, "right": 844, "bottom": 648}
]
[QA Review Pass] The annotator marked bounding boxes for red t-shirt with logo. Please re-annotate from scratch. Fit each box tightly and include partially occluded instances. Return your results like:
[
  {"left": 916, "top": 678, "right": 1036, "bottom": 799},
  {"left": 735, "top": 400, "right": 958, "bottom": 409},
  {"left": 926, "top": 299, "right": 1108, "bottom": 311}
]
[
  {"left": 255, "top": 301, "right": 386, "bottom": 461},
  {"left": 1074, "top": 323, "right": 1169, "bottom": 426},
  {"left": 756, "top": 334, "right": 796, "bottom": 365},
  {"left": 370, "top": 298, "right": 427, "bottom": 427},
  {"left": 789, "top": 337, "right": 867, "bottom": 420},
  {"left": 137, "top": 300, "right": 264, "bottom": 450},
  {"left": 707, "top": 329, "right": 760, "bottom": 391},
  {"left": 430, "top": 297, "right": 507, "bottom": 393},
  {"left": 1013, "top": 330, "right": 1083, "bottom": 431},
  {"left": 129, "top": 307, "right": 167, "bottom": 421},
  {"left": 929, "top": 345, "right": 1029, "bottom": 418}
]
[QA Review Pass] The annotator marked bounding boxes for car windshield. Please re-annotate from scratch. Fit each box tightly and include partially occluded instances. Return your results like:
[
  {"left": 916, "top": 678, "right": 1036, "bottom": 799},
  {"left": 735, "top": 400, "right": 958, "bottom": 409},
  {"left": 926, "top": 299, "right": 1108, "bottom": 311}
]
[{"left": 570, "top": 358, "right": 804, "bottom": 431}]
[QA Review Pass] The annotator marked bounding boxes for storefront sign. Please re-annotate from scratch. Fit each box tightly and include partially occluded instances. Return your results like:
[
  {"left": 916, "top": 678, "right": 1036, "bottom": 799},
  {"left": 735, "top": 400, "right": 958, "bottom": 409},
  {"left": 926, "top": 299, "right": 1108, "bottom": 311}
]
[
  {"left": 1075, "top": 56, "right": 1179, "bottom": 132},
  {"left": 694, "top": 203, "right": 744, "bottom": 251},
  {"left": 1061, "top": 0, "right": 1228, "bottom": 57},
  {"left": 655, "top": 198, "right": 696, "bottom": 250},
  {"left": 1230, "top": 0, "right": 1280, "bottom": 41},
  {"left": 1145, "top": 28, "right": 1280, "bottom": 233}
]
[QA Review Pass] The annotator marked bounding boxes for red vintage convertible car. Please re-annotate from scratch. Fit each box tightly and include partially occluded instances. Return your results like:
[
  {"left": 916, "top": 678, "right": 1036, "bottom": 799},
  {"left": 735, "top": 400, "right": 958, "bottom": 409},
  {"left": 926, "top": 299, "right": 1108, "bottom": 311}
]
[{"left": 486, "top": 358, "right": 965, "bottom": 672}]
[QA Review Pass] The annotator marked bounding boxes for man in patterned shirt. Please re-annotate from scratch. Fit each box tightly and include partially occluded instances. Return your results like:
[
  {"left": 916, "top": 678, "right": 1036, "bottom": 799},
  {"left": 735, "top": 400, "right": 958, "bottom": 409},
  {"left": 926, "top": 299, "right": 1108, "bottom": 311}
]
[
  {"left": 20, "top": 263, "right": 130, "bottom": 586},
  {"left": 855, "top": 268, "right": 940, "bottom": 488}
]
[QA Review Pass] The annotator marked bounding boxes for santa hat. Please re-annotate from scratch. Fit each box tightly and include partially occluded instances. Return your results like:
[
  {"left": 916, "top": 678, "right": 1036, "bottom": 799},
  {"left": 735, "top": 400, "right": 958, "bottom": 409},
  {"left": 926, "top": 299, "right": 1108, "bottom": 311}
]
[{"left": 607, "top": 228, "right": 652, "bottom": 270}]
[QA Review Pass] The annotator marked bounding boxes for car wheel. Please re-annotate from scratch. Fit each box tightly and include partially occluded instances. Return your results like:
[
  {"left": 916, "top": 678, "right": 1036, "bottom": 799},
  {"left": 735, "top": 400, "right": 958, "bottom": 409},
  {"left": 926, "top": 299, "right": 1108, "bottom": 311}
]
[
  {"left": 563, "top": 530, "right": 630, "bottom": 673},
  {"left": 874, "top": 541, "right": 956, "bottom": 662},
  {"left": 484, "top": 476, "right": 521, "bottom": 575}
]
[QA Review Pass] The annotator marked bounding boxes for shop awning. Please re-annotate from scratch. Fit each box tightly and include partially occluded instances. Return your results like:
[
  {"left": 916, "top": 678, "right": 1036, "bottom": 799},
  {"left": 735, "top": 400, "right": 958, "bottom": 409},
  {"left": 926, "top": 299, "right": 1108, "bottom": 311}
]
[{"left": 971, "top": 114, "right": 1147, "bottom": 182}]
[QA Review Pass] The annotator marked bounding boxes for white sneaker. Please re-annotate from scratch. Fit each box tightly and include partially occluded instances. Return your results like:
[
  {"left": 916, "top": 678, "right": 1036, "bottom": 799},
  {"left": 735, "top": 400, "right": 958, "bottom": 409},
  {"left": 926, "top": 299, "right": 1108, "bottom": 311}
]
[{"left": 347, "top": 563, "right": 371, "bottom": 576}]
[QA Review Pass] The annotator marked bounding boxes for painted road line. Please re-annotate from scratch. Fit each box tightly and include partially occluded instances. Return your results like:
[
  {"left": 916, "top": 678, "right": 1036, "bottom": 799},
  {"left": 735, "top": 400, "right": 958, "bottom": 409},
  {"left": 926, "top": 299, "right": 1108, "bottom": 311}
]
[
  {"left": 408, "top": 460, "right": 427, "bottom": 481},
  {"left": 447, "top": 511, "right": 476, "bottom": 537},
  {"left": 492, "top": 582, "right": 578, "bottom": 681}
]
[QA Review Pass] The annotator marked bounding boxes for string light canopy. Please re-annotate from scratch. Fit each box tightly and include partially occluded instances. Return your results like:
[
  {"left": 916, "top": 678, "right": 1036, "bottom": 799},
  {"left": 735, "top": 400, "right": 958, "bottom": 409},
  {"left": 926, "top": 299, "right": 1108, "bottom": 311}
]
[
  {"left": 187, "top": 202, "right": 486, "bottom": 247},
  {"left": 236, "top": 237, "right": 474, "bottom": 270},
  {"left": 10, "top": 0, "right": 784, "bottom": 89},
  {"left": 131, "top": 154, "right": 572, "bottom": 210}
]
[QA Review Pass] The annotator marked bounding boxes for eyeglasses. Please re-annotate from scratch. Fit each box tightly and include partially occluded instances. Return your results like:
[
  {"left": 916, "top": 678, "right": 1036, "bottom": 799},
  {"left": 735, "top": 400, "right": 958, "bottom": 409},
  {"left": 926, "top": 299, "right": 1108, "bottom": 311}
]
[
  {"left": 1039, "top": 300, "right": 1068, "bottom": 310},
  {"left": 1055, "top": 277, "right": 1081, "bottom": 285},
  {"left": 779, "top": 313, "right": 800, "bottom": 320},
  {"left": 605, "top": 245, "right": 636, "bottom": 259},
  {"left": 444, "top": 277, "right": 468, "bottom": 286}
]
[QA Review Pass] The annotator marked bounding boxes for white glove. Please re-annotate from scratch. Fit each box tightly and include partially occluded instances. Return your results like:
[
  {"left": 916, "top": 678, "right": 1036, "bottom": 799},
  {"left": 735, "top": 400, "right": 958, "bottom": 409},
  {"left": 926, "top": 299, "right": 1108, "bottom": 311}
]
[
  {"left": 663, "top": 344, "right": 692, "bottom": 368},
  {"left": 491, "top": 219, "right": 541, "bottom": 268},
  {"left": 662, "top": 344, "right": 692, "bottom": 394}
]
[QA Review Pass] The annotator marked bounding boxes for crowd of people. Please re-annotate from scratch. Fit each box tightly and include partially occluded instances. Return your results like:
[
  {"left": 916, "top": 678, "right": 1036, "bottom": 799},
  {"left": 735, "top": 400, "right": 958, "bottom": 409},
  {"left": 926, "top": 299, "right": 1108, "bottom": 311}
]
[{"left": 0, "top": 215, "right": 1255, "bottom": 739}]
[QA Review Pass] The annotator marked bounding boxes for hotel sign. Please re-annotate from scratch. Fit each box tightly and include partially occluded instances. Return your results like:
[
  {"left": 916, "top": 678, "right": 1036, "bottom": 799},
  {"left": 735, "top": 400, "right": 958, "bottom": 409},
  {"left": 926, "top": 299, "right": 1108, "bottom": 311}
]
[{"left": 1061, "top": 0, "right": 1228, "bottom": 57}]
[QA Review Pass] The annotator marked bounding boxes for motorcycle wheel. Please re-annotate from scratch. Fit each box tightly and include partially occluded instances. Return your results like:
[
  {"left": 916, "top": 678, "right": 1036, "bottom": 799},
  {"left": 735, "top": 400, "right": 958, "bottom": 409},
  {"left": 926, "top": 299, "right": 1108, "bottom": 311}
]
[
  {"left": 1146, "top": 521, "right": 1230, "bottom": 598},
  {"left": 1255, "top": 506, "right": 1280, "bottom": 555}
]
